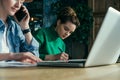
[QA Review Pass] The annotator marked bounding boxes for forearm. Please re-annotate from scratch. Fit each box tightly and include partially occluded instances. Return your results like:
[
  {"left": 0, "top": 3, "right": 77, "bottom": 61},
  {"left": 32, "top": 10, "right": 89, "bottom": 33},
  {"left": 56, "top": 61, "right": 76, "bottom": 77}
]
[
  {"left": 44, "top": 53, "right": 69, "bottom": 61},
  {"left": 21, "top": 29, "right": 39, "bottom": 57},
  {"left": 0, "top": 52, "right": 23, "bottom": 61},
  {"left": 20, "top": 20, "right": 32, "bottom": 45},
  {"left": 45, "top": 55, "right": 56, "bottom": 61},
  {"left": 0, "top": 53, "right": 13, "bottom": 61},
  {"left": 24, "top": 32, "right": 33, "bottom": 45},
  {"left": 0, "top": 52, "right": 42, "bottom": 63},
  {"left": 39, "top": 54, "right": 55, "bottom": 60}
]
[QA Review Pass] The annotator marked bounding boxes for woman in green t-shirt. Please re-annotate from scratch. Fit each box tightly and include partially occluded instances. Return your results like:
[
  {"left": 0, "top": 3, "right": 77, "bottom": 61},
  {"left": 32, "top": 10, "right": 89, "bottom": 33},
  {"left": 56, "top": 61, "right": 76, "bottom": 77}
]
[{"left": 34, "top": 7, "right": 80, "bottom": 61}]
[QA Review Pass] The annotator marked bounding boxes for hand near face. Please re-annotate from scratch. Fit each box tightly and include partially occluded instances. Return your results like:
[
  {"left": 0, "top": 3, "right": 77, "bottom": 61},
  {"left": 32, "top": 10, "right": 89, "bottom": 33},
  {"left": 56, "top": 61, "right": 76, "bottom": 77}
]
[
  {"left": 14, "top": 6, "right": 30, "bottom": 30},
  {"left": 19, "top": 6, "right": 30, "bottom": 29}
]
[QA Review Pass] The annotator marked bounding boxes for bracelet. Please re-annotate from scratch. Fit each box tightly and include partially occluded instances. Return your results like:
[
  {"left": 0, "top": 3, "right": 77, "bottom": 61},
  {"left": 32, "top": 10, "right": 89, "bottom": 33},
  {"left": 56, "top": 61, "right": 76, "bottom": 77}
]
[{"left": 22, "top": 28, "right": 31, "bottom": 34}]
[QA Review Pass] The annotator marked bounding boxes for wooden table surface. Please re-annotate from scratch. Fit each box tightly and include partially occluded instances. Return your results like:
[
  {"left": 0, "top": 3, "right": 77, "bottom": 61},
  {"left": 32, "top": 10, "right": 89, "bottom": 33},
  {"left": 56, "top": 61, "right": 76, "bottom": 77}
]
[{"left": 0, "top": 63, "right": 120, "bottom": 80}]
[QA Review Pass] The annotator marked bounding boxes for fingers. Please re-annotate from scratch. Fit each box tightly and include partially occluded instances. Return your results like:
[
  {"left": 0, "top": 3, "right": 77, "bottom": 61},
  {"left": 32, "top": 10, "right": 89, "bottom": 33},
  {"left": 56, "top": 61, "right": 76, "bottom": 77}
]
[
  {"left": 60, "top": 53, "right": 69, "bottom": 61},
  {"left": 21, "top": 58, "right": 42, "bottom": 64},
  {"left": 21, "top": 6, "right": 29, "bottom": 15},
  {"left": 21, "top": 59, "right": 36, "bottom": 64},
  {"left": 20, "top": 6, "right": 30, "bottom": 22},
  {"left": 17, "top": 52, "right": 42, "bottom": 64},
  {"left": 18, "top": 6, "right": 30, "bottom": 29},
  {"left": 23, "top": 52, "right": 42, "bottom": 62}
]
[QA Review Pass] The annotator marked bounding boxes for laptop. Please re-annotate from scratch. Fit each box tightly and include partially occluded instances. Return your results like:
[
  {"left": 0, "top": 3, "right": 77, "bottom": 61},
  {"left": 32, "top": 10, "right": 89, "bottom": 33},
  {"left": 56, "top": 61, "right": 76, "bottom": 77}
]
[
  {"left": 117, "top": 56, "right": 120, "bottom": 63},
  {"left": 37, "top": 7, "right": 120, "bottom": 67}
]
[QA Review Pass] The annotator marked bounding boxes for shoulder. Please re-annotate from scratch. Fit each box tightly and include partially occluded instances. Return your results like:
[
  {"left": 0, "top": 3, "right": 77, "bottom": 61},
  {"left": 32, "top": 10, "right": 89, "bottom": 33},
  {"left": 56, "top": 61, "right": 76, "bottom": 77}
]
[
  {"left": 34, "top": 27, "right": 51, "bottom": 35},
  {"left": 7, "top": 17, "right": 21, "bottom": 30}
]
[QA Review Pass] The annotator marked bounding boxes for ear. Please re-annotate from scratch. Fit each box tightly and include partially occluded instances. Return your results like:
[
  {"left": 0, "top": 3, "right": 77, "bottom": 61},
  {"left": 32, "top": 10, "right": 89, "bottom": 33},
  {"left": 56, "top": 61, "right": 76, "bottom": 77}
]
[{"left": 57, "top": 19, "right": 61, "bottom": 26}]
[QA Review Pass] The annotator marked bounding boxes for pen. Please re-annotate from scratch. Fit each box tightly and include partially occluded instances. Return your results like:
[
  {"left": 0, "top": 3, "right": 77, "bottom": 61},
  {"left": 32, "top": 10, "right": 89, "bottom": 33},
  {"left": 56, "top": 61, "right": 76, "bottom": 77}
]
[
  {"left": 58, "top": 47, "right": 69, "bottom": 61},
  {"left": 58, "top": 47, "right": 64, "bottom": 53}
]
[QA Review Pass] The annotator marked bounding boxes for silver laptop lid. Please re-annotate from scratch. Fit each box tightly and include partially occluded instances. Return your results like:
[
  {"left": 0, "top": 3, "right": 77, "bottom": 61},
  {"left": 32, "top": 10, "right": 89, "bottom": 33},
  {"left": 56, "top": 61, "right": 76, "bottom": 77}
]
[{"left": 85, "top": 7, "right": 120, "bottom": 67}]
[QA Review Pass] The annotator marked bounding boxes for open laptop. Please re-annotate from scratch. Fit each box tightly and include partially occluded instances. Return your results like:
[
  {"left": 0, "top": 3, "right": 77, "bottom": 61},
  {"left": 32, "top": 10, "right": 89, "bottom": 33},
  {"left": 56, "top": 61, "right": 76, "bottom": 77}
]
[{"left": 37, "top": 7, "right": 120, "bottom": 67}]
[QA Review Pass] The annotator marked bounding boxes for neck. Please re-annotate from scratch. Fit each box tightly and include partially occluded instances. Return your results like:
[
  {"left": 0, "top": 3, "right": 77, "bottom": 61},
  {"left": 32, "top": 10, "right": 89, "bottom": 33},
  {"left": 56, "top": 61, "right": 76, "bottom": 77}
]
[{"left": 0, "top": 2, "right": 8, "bottom": 23}]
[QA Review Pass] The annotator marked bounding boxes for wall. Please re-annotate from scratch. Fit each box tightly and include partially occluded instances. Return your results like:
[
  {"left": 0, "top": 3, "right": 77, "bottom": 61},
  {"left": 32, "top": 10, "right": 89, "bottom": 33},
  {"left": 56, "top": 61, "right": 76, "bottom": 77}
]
[
  {"left": 43, "top": 0, "right": 58, "bottom": 27},
  {"left": 88, "top": 0, "right": 120, "bottom": 51}
]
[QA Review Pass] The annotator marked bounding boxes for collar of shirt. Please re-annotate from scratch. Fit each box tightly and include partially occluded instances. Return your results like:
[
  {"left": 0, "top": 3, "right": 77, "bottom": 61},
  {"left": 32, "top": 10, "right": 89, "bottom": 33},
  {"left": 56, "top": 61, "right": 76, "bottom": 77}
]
[
  {"left": 0, "top": 17, "right": 13, "bottom": 31},
  {"left": 0, "top": 19, "right": 5, "bottom": 32},
  {"left": 50, "top": 26, "right": 60, "bottom": 38}
]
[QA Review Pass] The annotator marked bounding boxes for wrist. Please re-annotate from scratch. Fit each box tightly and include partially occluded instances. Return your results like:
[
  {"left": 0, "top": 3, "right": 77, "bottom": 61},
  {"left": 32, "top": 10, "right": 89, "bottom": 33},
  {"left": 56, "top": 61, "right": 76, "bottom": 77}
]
[
  {"left": 9, "top": 53, "right": 22, "bottom": 60},
  {"left": 20, "top": 24, "right": 29, "bottom": 30},
  {"left": 22, "top": 28, "right": 31, "bottom": 34},
  {"left": 9, "top": 52, "right": 15, "bottom": 60},
  {"left": 45, "top": 55, "right": 56, "bottom": 60}
]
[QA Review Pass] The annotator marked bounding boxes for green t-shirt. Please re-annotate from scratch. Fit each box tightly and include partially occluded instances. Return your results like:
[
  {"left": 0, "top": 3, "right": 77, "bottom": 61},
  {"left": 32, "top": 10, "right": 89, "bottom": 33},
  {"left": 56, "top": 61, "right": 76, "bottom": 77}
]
[{"left": 33, "top": 27, "right": 66, "bottom": 60}]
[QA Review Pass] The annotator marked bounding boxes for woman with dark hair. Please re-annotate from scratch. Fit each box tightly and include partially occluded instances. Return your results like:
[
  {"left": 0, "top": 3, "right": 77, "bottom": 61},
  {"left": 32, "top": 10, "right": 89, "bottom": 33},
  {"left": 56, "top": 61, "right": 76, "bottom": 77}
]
[{"left": 34, "top": 7, "right": 80, "bottom": 61}]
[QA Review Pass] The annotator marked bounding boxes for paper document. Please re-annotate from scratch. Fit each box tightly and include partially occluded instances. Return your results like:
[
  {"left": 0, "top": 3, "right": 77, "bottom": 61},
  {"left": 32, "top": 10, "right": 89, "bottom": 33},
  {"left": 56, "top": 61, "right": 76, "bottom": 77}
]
[{"left": 0, "top": 61, "right": 36, "bottom": 67}]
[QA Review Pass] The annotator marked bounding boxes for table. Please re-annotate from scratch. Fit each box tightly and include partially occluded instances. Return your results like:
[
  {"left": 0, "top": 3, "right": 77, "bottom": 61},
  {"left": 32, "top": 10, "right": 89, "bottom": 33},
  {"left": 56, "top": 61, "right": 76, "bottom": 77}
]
[{"left": 0, "top": 63, "right": 120, "bottom": 80}]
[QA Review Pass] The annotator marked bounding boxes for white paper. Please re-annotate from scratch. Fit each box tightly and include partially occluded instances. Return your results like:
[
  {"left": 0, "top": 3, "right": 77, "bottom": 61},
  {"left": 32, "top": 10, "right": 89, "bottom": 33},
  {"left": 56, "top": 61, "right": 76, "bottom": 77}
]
[{"left": 0, "top": 61, "right": 36, "bottom": 67}]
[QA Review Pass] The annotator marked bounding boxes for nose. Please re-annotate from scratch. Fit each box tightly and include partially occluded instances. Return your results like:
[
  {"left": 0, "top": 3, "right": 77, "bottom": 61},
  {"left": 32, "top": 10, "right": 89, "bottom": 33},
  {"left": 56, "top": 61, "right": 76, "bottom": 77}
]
[
  {"left": 15, "top": 0, "right": 22, "bottom": 9},
  {"left": 65, "top": 32, "right": 70, "bottom": 36}
]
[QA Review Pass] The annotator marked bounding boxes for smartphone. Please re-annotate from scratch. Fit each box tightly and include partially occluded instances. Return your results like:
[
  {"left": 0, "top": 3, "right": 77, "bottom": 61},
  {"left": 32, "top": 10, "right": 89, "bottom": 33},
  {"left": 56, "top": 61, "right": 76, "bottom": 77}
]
[{"left": 15, "top": 7, "right": 27, "bottom": 22}]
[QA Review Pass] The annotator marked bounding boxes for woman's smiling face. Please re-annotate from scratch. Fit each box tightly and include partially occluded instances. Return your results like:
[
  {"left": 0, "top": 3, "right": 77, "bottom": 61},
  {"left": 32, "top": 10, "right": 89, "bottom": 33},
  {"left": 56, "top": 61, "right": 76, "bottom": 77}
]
[{"left": 1, "top": 0, "right": 24, "bottom": 16}]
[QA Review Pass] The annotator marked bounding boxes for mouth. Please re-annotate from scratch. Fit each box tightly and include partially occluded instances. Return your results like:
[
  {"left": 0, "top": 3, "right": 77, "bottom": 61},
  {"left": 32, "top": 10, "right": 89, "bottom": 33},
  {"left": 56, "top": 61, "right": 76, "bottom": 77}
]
[
  {"left": 61, "top": 35, "right": 67, "bottom": 39},
  {"left": 11, "top": 7, "right": 18, "bottom": 13}
]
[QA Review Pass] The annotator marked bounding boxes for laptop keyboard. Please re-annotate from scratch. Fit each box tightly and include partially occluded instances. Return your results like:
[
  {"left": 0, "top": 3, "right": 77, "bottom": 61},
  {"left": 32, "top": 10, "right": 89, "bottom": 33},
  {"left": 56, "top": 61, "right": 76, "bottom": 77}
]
[
  {"left": 37, "top": 59, "right": 86, "bottom": 67},
  {"left": 42, "top": 59, "right": 86, "bottom": 63}
]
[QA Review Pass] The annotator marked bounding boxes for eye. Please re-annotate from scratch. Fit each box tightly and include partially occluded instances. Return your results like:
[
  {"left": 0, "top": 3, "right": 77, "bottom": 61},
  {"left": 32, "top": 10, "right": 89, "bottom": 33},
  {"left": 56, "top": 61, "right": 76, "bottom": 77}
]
[
  {"left": 64, "top": 26, "right": 69, "bottom": 31},
  {"left": 63, "top": 26, "right": 74, "bottom": 34},
  {"left": 20, "top": 1, "right": 24, "bottom": 4},
  {"left": 15, "top": 0, "right": 24, "bottom": 4},
  {"left": 21, "top": 0, "right": 25, "bottom": 2}
]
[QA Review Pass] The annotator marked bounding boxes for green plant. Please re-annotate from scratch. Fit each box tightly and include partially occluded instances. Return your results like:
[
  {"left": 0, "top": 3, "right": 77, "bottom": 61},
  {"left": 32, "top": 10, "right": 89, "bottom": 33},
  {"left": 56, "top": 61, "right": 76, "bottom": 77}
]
[{"left": 72, "top": 4, "right": 93, "bottom": 45}]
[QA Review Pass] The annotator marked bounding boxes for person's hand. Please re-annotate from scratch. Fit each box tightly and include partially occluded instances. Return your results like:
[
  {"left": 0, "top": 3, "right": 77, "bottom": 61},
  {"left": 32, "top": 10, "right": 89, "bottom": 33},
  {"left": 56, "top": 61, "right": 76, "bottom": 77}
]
[
  {"left": 19, "top": 6, "right": 30, "bottom": 30},
  {"left": 10, "top": 52, "right": 42, "bottom": 64},
  {"left": 45, "top": 52, "right": 69, "bottom": 61},
  {"left": 55, "top": 52, "right": 69, "bottom": 61},
  {"left": 14, "top": 5, "right": 30, "bottom": 30}
]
